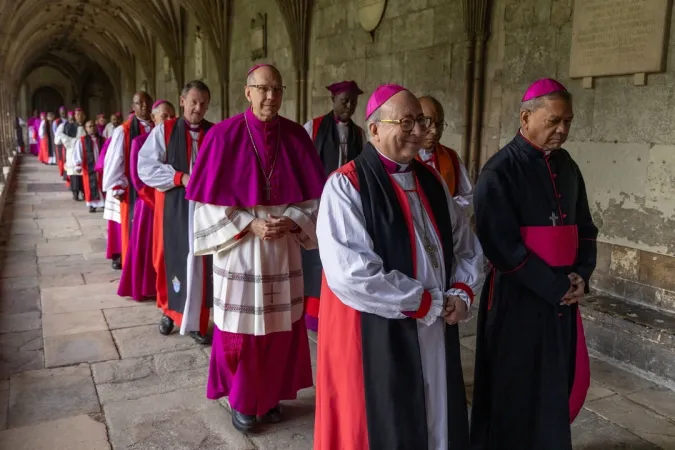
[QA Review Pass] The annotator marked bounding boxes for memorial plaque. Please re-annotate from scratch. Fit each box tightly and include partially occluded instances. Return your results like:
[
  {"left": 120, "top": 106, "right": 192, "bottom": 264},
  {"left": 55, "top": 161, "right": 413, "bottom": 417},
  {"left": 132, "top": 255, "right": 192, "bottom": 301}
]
[
  {"left": 358, "top": 0, "right": 387, "bottom": 33},
  {"left": 569, "top": 0, "right": 671, "bottom": 78}
]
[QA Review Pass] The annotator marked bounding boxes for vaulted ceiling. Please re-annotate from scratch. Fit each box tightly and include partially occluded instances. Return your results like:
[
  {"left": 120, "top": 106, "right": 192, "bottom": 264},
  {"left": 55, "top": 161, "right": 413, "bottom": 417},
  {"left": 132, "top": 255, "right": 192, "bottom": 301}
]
[{"left": 0, "top": 0, "right": 213, "bottom": 105}]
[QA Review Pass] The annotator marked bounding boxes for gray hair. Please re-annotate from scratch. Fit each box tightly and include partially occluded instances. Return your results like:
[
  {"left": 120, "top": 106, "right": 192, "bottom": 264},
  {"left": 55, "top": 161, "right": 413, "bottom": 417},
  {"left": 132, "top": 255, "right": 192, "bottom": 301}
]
[
  {"left": 366, "top": 108, "right": 381, "bottom": 139},
  {"left": 520, "top": 90, "right": 573, "bottom": 112},
  {"left": 181, "top": 80, "right": 211, "bottom": 99}
]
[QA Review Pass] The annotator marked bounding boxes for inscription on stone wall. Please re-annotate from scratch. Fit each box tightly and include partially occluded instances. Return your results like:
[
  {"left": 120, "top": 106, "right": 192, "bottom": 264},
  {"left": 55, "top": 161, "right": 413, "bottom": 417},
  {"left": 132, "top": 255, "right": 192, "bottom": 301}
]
[{"left": 569, "top": 0, "right": 670, "bottom": 78}]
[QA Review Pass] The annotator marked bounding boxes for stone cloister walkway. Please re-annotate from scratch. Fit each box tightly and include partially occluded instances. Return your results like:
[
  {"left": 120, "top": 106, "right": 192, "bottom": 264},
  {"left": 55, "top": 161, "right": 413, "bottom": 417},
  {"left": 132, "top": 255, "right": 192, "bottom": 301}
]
[{"left": 0, "top": 155, "right": 673, "bottom": 449}]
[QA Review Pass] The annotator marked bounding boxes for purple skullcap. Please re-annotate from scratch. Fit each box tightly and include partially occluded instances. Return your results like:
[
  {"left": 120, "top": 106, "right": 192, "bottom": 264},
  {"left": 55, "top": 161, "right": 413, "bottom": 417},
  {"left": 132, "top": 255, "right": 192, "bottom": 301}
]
[
  {"left": 96, "top": 114, "right": 105, "bottom": 119},
  {"left": 152, "top": 100, "right": 168, "bottom": 109},
  {"left": 58, "top": 106, "right": 66, "bottom": 111},
  {"left": 365, "top": 84, "right": 408, "bottom": 120},
  {"left": 522, "top": 78, "right": 567, "bottom": 102},
  {"left": 326, "top": 80, "right": 364, "bottom": 96},
  {"left": 114, "top": 112, "right": 121, "bottom": 116},
  {"left": 247, "top": 63, "right": 275, "bottom": 76},
  {"left": 67, "top": 111, "right": 74, "bottom": 117},
  {"left": 74, "top": 108, "right": 83, "bottom": 112}
]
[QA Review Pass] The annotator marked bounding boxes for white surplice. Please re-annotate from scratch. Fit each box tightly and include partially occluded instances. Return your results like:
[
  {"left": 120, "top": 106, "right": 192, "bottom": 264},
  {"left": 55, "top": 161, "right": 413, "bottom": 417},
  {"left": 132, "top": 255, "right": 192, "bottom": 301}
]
[
  {"left": 103, "top": 118, "right": 152, "bottom": 196},
  {"left": 38, "top": 120, "right": 56, "bottom": 164},
  {"left": 73, "top": 137, "right": 105, "bottom": 208},
  {"left": 316, "top": 154, "right": 483, "bottom": 450},
  {"left": 103, "top": 122, "right": 115, "bottom": 139},
  {"left": 137, "top": 122, "right": 205, "bottom": 334},
  {"left": 303, "top": 118, "right": 368, "bottom": 166},
  {"left": 58, "top": 124, "right": 86, "bottom": 176},
  {"left": 418, "top": 148, "right": 474, "bottom": 212},
  {"left": 192, "top": 199, "right": 319, "bottom": 336}
]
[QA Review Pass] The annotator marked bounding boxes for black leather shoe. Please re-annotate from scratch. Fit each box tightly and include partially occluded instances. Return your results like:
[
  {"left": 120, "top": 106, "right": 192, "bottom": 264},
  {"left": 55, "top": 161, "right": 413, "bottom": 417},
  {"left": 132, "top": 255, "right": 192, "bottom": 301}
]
[
  {"left": 111, "top": 255, "right": 122, "bottom": 270},
  {"left": 263, "top": 404, "right": 282, "bottom": 424},
  {"left": 188, "top": 331, "right": 212, "bottom": 345},
  {"left": 159, "top": 315, "right": 174, "bottom": 335},
  {"left": 231, "top": 409, "right": 256, "bottom": 432},
  {"left": 89, "top": 206, "right": 97, "bottom": 213}
]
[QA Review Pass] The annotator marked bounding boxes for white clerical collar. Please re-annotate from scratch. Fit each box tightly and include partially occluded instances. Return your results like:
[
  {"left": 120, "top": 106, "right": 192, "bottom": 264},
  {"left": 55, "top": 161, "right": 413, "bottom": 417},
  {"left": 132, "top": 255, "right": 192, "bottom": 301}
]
[{"left": 376, "top": 149, "right": 410, "bottom": 172}]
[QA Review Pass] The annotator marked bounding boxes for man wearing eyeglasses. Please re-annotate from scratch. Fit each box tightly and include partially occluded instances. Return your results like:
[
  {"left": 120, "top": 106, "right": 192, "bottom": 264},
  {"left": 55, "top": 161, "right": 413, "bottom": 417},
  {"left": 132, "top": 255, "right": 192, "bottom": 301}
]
[
  {"left": 314, "top": 84, "right": 482, "bottom": 450},
  {"left": 417, "top": 96, "right": 473, "bottom": 212},
  {"left": 301, "top": 80, "right": 367, "bottom": 333},
  {"left": 185, "top": 64, "right": 325, "bottom": 433}
]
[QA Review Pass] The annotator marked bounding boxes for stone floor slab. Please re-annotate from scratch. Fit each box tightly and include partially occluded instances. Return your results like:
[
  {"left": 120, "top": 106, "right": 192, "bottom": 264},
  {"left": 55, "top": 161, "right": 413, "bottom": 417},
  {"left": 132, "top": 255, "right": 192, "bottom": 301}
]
[
  {"left": 628, "top": 386, "right": 675, "bottom": 422},
  {"left": 0, "top": 261, "right": 37, "bottom": 278},
  {"left": 44, "top": 330, "right": 119, "bottom": 367},
  {"left": 586, "top": 381, "right": 616, "bottom": 402},
  {"left": 0, "top": 287, "right": 40, "bottom": 315},
  {"left": 590, "top": 358, "right": 657, "bottom": 395},
  {"left": 112, "top": 325, "right": 199, "bottom": 359},
  {"left": 103, "top": 304, "right": 160, "bottom": 329},
  {"left": 0, "top": 330, "right": 44, "bottom": 379},
  {"left": 8, "top": 365, "right": 100, "bottom": 428},
  {"left": 103, "top": 387, "right": 255, "bottom": 450},
  {"left": 36, "top": 241, "right": 90, "bottom": 257},
  {"left": 0, "top": 312, "right": 41, "bottom": 333},
  {"left": 572, "top": 408, "right": 661, "bottom": 449},
  {"left": 0, "top": 415, "right": 110, "bottom": 450},
  {"left": 43, "top": 310, "right": 108, "bottom": 338},
  {"left": 0, "top": 276, "right": 38, "bottom": 291},
  {"left": 249, "top": 423, "right": 314, "bottom": 450},
  {"left": 586, "top": 394, "right": 675, "bottom": 449},
  {"left": 41, "top": 283, "right": 142, "bottom": 314},
  {"left": 38, "top": 273, "right": 85, "bottom": 288}
]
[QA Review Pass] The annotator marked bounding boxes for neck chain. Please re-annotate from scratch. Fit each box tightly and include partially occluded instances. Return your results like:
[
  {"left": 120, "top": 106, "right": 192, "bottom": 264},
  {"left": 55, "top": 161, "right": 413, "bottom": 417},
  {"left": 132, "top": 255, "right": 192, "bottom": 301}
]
[
  {"left": 409, "top": 187, "right": 440, "bottom": 269},
  {"left": 244, "top": 112, "right": 281, "bottom": 201}
]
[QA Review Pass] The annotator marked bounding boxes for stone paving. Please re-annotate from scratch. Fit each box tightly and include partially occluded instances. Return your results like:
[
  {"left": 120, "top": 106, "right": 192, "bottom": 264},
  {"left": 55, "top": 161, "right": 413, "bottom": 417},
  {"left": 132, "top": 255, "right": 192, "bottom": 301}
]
[{"left": 0, "top": 155, "right": 673, "bottom": 449}]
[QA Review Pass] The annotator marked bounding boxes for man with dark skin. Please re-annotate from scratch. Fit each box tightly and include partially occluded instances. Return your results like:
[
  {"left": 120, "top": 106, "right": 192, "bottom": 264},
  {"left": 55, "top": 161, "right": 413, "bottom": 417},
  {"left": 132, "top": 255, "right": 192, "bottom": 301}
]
[
  {"left": 301, "top": 80, "right": 367, "bottom": 332},
  {"left": 62, "top": 108, "right": 87, "bottom": 200},
  {"left": 102, "top": 91, "right": 154, "bottom": 273},
  {"left": 417, "top": 96, "right": 473, "bottom": 212}
]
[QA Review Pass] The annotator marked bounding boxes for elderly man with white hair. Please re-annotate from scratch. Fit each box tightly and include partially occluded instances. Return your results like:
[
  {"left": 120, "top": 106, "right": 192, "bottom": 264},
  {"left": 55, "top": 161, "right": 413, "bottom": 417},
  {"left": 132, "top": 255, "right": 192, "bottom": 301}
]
[{"left": 313, "top": 83, "right": 483, "bottom": 450}]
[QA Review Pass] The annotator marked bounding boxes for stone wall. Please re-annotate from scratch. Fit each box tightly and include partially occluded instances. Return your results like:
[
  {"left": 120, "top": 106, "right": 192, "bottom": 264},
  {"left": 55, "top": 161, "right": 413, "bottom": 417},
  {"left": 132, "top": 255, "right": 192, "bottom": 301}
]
[{"left": 307, "top": 0, "right": 466, "bottom": 149}]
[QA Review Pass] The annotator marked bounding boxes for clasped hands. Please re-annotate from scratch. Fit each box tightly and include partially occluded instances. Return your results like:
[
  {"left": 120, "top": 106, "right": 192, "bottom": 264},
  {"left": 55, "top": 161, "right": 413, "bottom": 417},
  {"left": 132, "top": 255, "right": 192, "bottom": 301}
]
[
  {"left": 250, "top": 215, "right": 296, "bottom": 240},
  {"left": 561, "top": 272, "right": 585, "bottom": 306},
  {"left": 442, "top": 295, "right": 468, "bottom": 325}
]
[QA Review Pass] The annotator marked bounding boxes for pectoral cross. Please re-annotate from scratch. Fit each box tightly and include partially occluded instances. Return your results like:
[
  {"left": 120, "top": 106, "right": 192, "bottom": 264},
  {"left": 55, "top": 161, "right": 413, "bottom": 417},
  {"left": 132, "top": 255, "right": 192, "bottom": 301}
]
[
  {"left": 264, "top": 182, "right": 271, "bottom": 201},
  {"left": 549, "top": 211, "right": 559, "bottom": 226},
  {"left": 423, "top": 236, "right": 440, "bottom": 268},
  {"left": 264, "top": 283, "right": 282, "bottom": 304}
]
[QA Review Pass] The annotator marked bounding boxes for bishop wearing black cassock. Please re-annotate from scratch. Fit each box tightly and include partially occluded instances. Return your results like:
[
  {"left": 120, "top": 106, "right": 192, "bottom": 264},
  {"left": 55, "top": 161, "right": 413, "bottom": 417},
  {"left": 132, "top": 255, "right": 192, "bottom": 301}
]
[{"left": 470, "top": 78, "right": 598, "bottom": 450}]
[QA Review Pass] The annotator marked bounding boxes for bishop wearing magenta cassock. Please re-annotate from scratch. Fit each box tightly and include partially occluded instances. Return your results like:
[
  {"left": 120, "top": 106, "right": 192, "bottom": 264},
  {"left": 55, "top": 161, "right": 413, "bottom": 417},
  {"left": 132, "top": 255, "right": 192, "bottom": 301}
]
[
  {"left": 470, "top": 79, "right": 598, "bottom": 450},
  {"left": 185, "top": 64, "right": 324, "bottom": 433},
  {"left": 314, "top": 84, "right": 483, "bottom": 450}
]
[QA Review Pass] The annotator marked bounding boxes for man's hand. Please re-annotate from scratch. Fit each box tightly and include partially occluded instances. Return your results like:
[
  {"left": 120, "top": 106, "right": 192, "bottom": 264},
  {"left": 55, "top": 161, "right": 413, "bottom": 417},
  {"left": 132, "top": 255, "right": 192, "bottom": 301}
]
[
  {"left": 561, "top": 273, "right": 585, "bottom": 305},
  {"left": 263, "top": 215, "right": 295, "bottom": 240},
  {"left": 249, "top": 216, "right": 297, "bottom": 240},
  {"left": 442, "top": 295, "right": 468, "bottom": 325},
  {"left": 181, "top": 173, "right": 190, "bottom": 187}
]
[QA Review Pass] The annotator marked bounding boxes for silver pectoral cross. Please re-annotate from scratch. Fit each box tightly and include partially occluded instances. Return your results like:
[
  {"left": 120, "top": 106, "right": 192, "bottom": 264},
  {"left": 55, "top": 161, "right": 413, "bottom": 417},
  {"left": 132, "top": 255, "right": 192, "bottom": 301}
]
[{"left": 549, "top": 211, "right": 559, "bottom": 226}]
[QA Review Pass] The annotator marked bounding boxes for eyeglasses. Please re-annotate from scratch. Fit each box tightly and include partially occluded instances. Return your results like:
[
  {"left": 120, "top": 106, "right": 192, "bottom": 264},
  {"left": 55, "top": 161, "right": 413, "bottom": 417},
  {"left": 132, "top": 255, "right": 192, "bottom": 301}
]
[
  {"left": 430, "top": 121, "right": 448, "bottom": 130},
  {"left": 379, "top": 116, "right": 432, "bottom": 132},
  {"left": 248, "top": 85, "right": 286, "bottom": 95}
]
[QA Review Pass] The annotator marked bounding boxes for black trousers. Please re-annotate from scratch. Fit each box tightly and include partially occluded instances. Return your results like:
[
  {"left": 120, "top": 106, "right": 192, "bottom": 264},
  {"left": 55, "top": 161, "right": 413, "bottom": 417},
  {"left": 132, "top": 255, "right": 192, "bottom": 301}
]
[{"left": 70, "top": 175, "right": 84, "bottom": 194}]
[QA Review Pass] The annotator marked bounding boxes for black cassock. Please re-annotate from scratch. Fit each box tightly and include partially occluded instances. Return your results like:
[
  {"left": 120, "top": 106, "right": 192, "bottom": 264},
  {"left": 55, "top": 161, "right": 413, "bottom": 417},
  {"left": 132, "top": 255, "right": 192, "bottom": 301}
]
[{"left": 470, "top": 132, "right": 598, "bottom": 450}]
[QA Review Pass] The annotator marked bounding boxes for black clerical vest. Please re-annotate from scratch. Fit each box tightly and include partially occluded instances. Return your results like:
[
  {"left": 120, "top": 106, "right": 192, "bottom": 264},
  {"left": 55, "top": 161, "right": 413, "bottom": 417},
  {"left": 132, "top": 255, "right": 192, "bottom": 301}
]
[
  {"left": 163, "top": 118, "right": 214, "bottom": 312},
  {"left": 314, "top": 112, "right": 362, "bottom": 177},
  {"left": 352, "top": 143, "right": 469, "bottom": 449}
]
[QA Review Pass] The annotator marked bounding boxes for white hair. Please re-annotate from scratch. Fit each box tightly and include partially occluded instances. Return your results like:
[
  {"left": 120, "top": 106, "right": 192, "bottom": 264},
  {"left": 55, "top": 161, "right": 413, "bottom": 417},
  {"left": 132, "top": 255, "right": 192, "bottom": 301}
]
[{"left": 366, "top": 107, "right": 381, "bottom": 139}]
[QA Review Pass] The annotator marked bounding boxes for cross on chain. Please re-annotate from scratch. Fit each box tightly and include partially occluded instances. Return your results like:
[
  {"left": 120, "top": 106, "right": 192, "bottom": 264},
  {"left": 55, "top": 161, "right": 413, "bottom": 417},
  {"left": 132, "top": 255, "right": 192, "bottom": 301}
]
[
  {"left": 549, "top": 211, "right": 559, "bottom": 226},
  {"left": 264, "top": 283, "right": 282, "bottom": 304}
]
